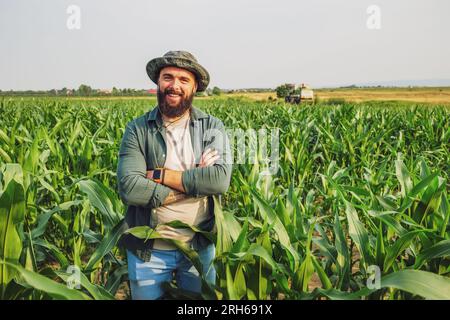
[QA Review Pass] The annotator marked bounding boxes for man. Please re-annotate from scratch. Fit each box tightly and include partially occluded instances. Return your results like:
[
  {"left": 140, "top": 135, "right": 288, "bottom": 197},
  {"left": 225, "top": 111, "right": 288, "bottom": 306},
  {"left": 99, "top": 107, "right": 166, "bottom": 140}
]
[{"left": 117, "top": 51, "right": 232, "bottom": 300}]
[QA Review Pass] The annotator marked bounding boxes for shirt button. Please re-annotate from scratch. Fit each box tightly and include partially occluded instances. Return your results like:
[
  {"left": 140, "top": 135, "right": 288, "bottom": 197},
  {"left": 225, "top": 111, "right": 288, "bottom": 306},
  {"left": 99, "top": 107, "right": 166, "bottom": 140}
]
[{"left": 162, "top": 154, "right": 166, "bottom": 157}]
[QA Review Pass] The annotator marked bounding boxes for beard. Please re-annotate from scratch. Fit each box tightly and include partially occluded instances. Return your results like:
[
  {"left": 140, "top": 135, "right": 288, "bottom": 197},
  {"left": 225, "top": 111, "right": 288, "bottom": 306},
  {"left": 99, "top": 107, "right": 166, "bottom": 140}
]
[{"left": 157, "top": 86, "right": 194, "bottom": 118}]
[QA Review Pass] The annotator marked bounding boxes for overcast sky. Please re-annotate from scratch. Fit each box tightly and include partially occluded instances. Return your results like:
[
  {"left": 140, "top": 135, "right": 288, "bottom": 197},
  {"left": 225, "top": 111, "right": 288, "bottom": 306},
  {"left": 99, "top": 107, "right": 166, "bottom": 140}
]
[{"left": 1, "top": 0, "right": 449, "bottom": 90}]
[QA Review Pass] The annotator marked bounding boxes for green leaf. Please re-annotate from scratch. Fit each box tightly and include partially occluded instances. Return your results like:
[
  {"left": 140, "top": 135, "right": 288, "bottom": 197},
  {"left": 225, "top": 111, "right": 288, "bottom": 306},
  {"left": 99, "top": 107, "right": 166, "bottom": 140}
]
[
  {"left": 37, "top": 176, "right": 61, "bottom": 203},
  {"left": 0, "top": 261, "right": 91, "bottom": 300},
  {"left": 85, "top": 219, "right": 127, "bottom": 272},
  {"left": 413, "top": 239, "right": 450, "bottom": 269},
  {"left": 0, "top": 147, "right": 12, "bottom": 163},
  {"left": 369, "top": 210, "right": 407, "bottom": 236},
  {"left": 214, "top": 195, "right": 233, "bottom": 256},
  {"left": 78, "top": 179, "right": 121, "bottom": 231},
  {"left": 231, "top": 244, "right": 280, "bottom": 272},
  {"left": 345, "top": 201, "right": 373, "bottom": 268},
  {"left": 294, "top": 225, "right": 315, "bottom": 292},
  {"left": 311, "top": 256, "right": 332, "bottom": 290},
  {"left": 33, "top": 238, "right": 69, "bottom": 269},
  {"left": 251, "top": 188, "right": 300, "bottom": 271},
  {"left": 32, "top": 200, "right": 83, "bottom": 239},
  {"left": 231, "top": 218, "right": 250, "bottom": 254},
  {"left": 224, "top": 211, "right": 242, "bottom": 242},
  {"left": 381, "top": 269, "right": 450, "bottom": 300},
  {"left": 408, "top": 172, "right": 439, "bottom": 198},
  {"left": 383, "top": 230, "right": 424, "bottom": 272},
  {"left": 315, "top": 270, "right": 450, "bottom": 300},
  {"left": 375, "top": 222, "right": 385, "bottom": 268},
  {"left": 395, "top": 157, "right": 413, "bottom": 197},
  {"left": 294, "top": 255, "right": 314, "bottom": 292},
  {"left": 226, "top": 264, "right": 238, "bottom": 300},
  {"left": 0, "top": 164, "right": 25, "bottom": 297},
  {"left": 104, "top": 264, "right": 128, "bottom": 296},
  {"left": 333, "top": 212, "right": 350, "bottom": 289},
  {"left": 439, "top": 191, "right": 449, "bottom": 238},
  {"left": 234, "top": 263, "right": 247, "bottom": 299},
  {"left": 55, "top": 270, "right": 114, "bottom": 300},
  {"left": 163, "top": 220, "right": 215, "bottom": 242}
]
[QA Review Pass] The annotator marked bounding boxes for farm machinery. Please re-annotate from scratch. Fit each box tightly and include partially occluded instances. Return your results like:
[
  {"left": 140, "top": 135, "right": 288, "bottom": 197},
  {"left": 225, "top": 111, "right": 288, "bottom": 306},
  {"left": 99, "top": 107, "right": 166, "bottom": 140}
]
[{"left": 284, "top": 83, "right": 314, "bottom": 104}]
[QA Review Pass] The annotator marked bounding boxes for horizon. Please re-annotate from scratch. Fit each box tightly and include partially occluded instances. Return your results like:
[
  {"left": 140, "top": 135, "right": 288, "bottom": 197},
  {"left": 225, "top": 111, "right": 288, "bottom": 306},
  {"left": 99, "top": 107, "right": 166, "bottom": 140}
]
[{"left": 3, "top": 81, "right": 450, "bottom": 92}]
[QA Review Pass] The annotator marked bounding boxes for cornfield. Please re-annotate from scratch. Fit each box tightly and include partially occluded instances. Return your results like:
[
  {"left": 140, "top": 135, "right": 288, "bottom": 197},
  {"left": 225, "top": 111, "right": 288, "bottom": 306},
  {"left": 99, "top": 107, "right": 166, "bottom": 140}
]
[{"left": 0, "top": 97, "right": 449, "bottom": 300}]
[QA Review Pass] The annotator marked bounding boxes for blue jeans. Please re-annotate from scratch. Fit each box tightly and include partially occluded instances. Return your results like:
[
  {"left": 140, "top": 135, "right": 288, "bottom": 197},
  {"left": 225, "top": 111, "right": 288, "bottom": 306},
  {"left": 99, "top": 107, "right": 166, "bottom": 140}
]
[{"left": 127, "top": 243, "right": 216, "bottom": 300}]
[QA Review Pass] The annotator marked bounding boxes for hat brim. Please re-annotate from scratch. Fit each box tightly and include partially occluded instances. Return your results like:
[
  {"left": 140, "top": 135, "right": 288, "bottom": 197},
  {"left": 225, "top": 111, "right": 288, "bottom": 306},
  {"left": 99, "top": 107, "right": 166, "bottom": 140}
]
[{"left": 146, "top": 57, "right": 210, "bottom": 92}]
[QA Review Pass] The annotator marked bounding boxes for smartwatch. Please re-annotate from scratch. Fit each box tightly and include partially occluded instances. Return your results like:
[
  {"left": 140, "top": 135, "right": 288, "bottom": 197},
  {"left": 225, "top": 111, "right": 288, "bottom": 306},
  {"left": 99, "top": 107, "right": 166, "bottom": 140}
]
[{"left": 152, "top": 168, "right": 165, "bottom": 184}]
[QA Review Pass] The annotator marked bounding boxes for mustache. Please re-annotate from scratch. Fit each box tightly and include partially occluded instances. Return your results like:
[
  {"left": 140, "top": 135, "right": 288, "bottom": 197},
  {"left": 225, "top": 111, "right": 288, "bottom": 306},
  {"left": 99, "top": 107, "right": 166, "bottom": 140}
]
[{"left": 164, "top": 88, "right": 184, "bottom": 96}]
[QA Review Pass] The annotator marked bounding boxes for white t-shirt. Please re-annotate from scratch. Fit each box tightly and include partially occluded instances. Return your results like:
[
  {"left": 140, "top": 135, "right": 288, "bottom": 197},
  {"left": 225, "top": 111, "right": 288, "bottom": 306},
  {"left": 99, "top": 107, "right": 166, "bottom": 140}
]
[{"left": 150, "top": 112, "right": 209, "bottom": 250}]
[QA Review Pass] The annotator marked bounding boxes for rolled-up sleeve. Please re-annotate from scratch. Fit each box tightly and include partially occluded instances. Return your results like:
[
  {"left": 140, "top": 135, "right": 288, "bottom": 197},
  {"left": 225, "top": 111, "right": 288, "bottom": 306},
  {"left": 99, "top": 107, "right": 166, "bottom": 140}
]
[
  {"left": 182, "top": 118, "right": 232, "bottom": 197},
  {"left": 117, "top": 121, "right": 171, "bottom": 208}
]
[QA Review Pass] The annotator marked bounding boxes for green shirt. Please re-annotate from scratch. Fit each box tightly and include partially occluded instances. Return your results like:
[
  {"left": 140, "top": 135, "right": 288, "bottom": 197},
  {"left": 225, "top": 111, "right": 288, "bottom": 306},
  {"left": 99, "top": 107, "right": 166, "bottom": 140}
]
[{"left": 116, "top": 105, "right": 232, "bottom": 261}]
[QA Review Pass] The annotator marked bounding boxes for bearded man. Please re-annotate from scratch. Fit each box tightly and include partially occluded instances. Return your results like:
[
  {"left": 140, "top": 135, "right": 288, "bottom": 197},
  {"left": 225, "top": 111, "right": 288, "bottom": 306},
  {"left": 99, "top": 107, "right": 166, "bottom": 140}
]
[{"left": 117, "top": 51, "right": 232, "bottom": 300}]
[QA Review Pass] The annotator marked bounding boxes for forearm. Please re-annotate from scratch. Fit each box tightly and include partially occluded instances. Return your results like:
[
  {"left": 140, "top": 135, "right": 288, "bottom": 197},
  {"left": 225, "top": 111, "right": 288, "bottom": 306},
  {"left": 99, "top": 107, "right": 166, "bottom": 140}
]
[
  {"left": 145, "top": 169, "right": 187, "bottom": 205},
  {"left": 117, "top": 173, "right": 171, "bottom": 208},
  {"left": 117, "top": 122, "right": 172, "bottom": 208},
  {"left": 150, "top": 165, "right": 231, "bottom": 197},
  {"left": 181, "top": 163, "right": 232, "bottom": 197},
  {"left": 161, "top": 169, "right": 185, "bottom": 193},
  {"left": 147, "top": 165, "right": 229, "bottom": 201}
]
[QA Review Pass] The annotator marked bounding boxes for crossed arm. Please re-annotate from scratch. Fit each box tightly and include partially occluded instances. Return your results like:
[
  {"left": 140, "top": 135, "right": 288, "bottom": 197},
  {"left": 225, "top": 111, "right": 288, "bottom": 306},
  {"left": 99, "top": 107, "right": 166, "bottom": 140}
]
[
  {"left": 117, "top": 121, "right": 232, "bottom": 208},
  {"left": 146, "top": 148, "right": 220, "bottom": 205}
]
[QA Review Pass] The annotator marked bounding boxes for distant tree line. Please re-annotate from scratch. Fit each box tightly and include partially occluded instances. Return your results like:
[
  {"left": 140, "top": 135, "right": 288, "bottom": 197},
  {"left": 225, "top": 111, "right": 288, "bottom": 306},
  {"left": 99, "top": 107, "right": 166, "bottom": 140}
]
[
  {"left": 0, "top": 84, "right": 154, "bottom": 97},
  {"left": 0, "top": 85, "right": 278, "bottom": 97}
]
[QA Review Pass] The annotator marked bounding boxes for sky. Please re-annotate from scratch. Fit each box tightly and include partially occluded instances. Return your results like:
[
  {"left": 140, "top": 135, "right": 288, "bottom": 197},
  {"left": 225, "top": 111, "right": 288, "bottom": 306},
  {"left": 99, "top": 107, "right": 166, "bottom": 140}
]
[{"left": 1, "top": 0, "right": 450, "bottom": 90}]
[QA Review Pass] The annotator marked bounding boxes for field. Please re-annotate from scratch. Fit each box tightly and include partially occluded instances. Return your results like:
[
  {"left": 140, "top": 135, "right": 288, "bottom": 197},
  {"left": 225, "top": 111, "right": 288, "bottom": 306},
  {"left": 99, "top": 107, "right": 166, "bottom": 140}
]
[
  {"left": 0, "top": 95, "right": 449, "bottom": 300},
  {"left": 228, "top": 87, "right": 450, "bottom": 105}
]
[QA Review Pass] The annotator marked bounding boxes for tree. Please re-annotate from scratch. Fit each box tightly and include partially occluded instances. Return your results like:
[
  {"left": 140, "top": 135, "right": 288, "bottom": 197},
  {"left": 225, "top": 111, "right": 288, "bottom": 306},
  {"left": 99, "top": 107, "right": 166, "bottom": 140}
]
[
  {"left": 212, "top": 86, "right": 222, "bottom": 96},
  {"left": 58, "top": 87, "right": 67, "bottom": 96},
  {"left": 77, "top": 84, "right": 93, "bottom": 96},
  {"left": 275, "top": 84, "right": 291, "bottom": 98}
]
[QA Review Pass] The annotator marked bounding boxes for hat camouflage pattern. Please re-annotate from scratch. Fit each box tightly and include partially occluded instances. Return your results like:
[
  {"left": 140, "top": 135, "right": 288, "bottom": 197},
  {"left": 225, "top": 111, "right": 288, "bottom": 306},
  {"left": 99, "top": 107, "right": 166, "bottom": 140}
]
[{"left": 146, "top": 51, "right": 210, "bottom": 92}]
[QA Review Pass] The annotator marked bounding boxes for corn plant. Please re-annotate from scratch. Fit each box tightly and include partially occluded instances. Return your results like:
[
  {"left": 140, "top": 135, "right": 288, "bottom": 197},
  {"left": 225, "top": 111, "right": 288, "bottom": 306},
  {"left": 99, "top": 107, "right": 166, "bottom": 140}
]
[{"left": 0, "top": 97, "right": 449, "bottom": 300}]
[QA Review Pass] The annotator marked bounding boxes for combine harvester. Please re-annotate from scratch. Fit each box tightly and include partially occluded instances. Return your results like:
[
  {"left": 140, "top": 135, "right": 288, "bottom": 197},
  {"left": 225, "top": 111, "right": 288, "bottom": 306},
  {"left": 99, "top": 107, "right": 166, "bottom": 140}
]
[{"left": 285, "top": 83, "right": 314, "bottom": 104}]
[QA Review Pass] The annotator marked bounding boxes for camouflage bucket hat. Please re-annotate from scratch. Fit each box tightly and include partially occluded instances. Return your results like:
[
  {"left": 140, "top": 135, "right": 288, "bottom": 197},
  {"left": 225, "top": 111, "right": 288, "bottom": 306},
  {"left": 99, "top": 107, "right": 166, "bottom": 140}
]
[{"left": 146, "top": 51, "right": 210, "bottom": 92}]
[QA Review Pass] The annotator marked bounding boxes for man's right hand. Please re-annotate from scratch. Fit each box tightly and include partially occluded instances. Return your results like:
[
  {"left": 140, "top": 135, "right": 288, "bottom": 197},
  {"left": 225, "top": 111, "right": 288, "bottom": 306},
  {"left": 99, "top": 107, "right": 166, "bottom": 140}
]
[
  {"left": 198, "top": 148, "right": 220, "bottom": 168},
  {"left": 163, "top": 190, "right": 187, "bottom": 205}
]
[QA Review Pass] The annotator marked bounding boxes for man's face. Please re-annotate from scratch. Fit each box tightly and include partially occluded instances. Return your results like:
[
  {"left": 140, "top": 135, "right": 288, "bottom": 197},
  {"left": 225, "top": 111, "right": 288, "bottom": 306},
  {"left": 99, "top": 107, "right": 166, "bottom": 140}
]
[{"left": 157, "top": 66, "right": 197, "bottom": 118}]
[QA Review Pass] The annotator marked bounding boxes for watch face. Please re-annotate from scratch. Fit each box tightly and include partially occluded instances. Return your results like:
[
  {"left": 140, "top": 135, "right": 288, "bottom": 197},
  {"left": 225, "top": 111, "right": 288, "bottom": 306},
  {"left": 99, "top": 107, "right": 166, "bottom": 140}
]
[{"left": 153, "top": 170, "right": 161, "bottom": 180}]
